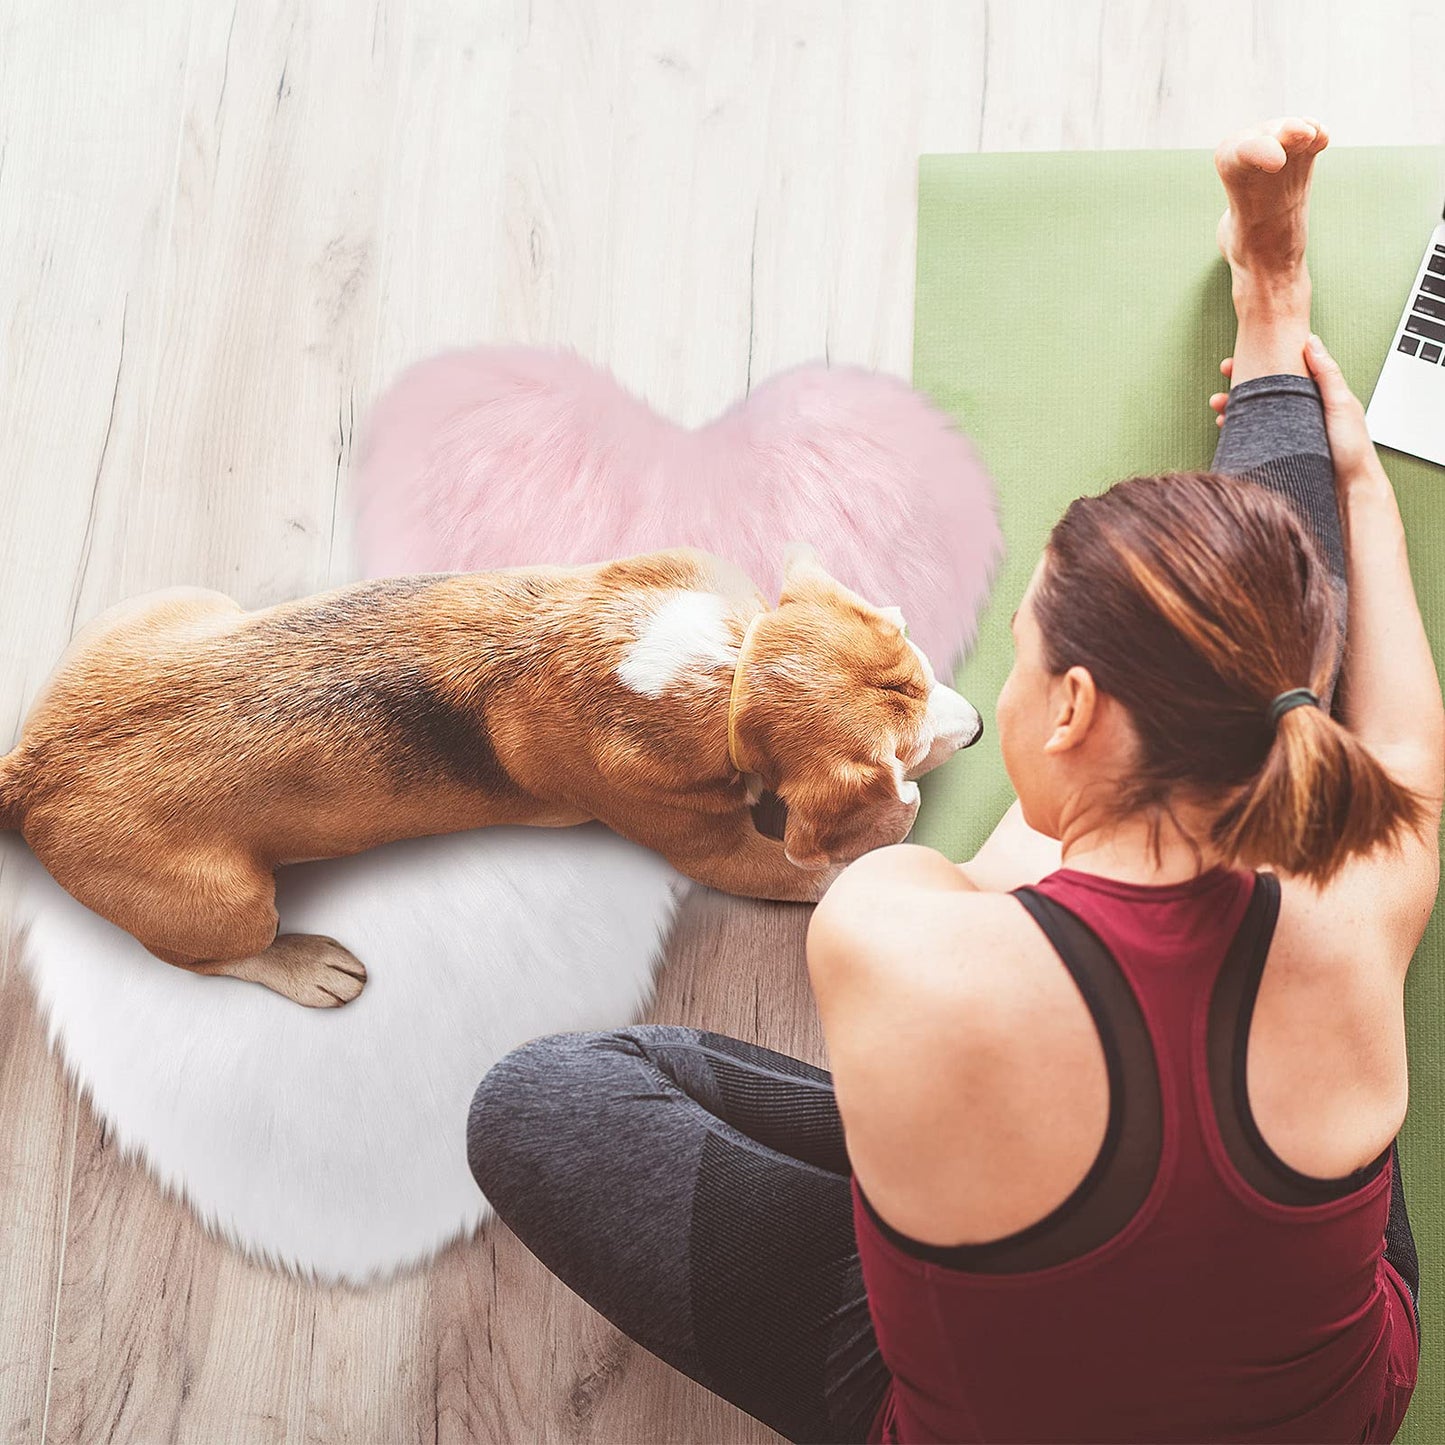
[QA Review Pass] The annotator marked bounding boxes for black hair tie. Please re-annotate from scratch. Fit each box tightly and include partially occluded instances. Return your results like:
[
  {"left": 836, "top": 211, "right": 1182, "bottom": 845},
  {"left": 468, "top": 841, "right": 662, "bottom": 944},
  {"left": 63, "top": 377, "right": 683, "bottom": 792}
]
[{"left": 1268, "top": 687, "right": 1320, "bottom": 726}]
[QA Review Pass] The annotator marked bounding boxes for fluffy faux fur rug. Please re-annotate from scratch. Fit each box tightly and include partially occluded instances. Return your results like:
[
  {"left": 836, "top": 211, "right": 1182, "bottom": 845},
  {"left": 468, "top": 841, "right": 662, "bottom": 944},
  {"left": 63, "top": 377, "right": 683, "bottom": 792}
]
[
  {"left": 7, "top": 827, "right": 679, "bottom": 1284},
  {"left": 9, "top": 350, "right": 998, "bottom": 1284},
  {"left": 354, "top": 349, "right": 1001, "bottom": 673}
]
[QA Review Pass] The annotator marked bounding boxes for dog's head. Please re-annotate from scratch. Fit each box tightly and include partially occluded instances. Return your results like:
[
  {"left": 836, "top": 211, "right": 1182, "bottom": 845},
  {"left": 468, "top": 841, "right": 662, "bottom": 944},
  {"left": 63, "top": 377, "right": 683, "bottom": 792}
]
[{"left": 731, "top": 545, "right": 983, "bottom": 869}]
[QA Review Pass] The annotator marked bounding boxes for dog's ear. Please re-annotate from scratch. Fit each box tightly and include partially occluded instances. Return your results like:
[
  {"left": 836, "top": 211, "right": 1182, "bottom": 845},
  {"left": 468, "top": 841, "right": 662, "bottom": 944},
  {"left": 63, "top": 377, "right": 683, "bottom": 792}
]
[
  {"left": 781, "top": 541, "right": 822, "bottom": 584},
  {"left": 779, "top": 542, "right": 845, "bottom": 606},
  {"left": 779, "top": 541, "right": 884, "bottom": 617},
  {"left": 780, "top": 755, "right": 920, "bottom": 870}
]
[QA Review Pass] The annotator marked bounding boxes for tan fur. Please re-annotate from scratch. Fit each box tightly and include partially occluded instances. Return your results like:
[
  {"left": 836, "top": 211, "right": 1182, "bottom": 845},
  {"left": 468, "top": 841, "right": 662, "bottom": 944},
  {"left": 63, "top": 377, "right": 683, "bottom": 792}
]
[{"left": 0, "top": 548, "right": 956, "bottom": 1005}]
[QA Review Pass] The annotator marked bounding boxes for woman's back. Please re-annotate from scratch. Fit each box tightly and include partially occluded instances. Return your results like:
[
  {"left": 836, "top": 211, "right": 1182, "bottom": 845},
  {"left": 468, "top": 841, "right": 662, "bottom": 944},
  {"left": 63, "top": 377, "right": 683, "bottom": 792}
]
[{"left": 850, "top": 864, "right": 1419, "bottom": 1444}]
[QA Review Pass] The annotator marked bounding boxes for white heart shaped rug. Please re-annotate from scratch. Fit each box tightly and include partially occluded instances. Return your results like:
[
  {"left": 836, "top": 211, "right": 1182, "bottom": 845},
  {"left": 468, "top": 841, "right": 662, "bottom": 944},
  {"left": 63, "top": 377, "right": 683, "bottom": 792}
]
[{"left": 8, "top": 827, "right": 679, "bottom": 1284}]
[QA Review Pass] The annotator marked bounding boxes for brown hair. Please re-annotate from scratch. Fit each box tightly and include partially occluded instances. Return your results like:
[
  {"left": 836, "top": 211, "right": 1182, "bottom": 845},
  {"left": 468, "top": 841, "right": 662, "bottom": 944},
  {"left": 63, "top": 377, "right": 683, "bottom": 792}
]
[{"left": 1032, "top": 471, "right": 1431, "bottom": 885}]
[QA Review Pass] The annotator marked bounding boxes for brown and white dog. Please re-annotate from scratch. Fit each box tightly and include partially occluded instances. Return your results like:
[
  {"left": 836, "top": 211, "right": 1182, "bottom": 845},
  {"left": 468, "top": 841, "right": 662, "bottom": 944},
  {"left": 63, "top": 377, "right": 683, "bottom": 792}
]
[{"left": 0, "top": 545, "right": 981, "bottom": 1007}]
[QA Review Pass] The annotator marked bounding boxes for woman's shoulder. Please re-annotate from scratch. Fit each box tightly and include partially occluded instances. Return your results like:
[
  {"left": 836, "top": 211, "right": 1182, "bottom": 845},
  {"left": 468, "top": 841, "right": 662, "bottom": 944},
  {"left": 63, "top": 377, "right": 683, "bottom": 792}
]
[
  {"left": 808, "top": 844, "right": 1043, "bottom": 995},
  {"left": 808, "top": 844, "right": 1081, "bottom": 1073}
]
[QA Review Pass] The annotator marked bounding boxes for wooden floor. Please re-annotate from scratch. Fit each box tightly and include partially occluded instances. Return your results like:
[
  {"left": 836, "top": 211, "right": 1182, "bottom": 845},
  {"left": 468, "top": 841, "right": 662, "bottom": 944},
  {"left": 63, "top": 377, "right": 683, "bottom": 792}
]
[{"left": 2, "top": 2, "right": 1444, "bottom": 1440}]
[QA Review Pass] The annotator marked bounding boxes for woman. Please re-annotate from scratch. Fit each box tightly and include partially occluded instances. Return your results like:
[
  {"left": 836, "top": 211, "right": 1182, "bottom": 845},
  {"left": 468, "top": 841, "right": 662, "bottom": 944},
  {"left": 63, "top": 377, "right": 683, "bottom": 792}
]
[{"left": 466, "top": 118, "right": 1440, "bottom": 1443}]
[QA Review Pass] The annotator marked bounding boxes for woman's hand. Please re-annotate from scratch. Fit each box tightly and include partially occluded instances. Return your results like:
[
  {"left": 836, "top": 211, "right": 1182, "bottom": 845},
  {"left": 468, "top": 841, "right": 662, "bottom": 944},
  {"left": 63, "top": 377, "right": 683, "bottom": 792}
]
[
  {"left": 1301, "top": 333, "right": 1389, "bottom": 486},
  {"left": 1208, "top": 358, "right": 1234, "bottom": 429},
  {"left": 1208, "top": 338, "right": 1388, "bottom": 488}
]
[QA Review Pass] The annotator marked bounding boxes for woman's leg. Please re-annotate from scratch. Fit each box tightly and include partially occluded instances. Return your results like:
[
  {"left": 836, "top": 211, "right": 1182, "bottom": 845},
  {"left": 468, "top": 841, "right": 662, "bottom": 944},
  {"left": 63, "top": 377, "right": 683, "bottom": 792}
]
[
  {"left": 466, "top": 1026, "right": 889, "bottom": 1444},
  {"left": 1211, "top": 373, "right": 1344, "bottom": 600},
  {"left": 1211, "top": 119, "right": 1347, "bottom": 710}
]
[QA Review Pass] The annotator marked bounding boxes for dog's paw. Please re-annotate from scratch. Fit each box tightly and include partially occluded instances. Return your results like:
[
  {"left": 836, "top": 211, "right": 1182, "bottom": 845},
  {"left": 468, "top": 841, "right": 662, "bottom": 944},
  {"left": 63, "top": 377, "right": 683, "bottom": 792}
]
[{"left": 266, "top": 934, "right": 368, "bottom": 1008}]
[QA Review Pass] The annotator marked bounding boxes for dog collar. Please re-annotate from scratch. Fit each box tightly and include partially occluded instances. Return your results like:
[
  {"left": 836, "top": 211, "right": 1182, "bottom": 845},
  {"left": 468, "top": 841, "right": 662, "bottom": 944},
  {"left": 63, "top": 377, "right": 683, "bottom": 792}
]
[{"left": 727, "top": 613, "right": 765, "bottom": 774}]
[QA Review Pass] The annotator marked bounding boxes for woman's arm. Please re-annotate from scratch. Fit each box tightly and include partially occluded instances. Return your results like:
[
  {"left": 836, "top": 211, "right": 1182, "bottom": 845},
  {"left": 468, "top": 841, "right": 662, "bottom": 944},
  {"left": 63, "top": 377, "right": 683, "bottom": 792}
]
[
  {"left": 1288, "top": 338, "right": 1443, "bottom": 969},
  {"left": 1309, "top": 336, "right": 1445, "bottom": 783}
]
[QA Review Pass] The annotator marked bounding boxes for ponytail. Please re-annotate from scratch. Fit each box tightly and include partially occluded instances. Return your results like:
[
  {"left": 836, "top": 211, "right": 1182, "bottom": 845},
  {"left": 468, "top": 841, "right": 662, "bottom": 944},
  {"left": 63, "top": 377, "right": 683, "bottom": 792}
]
[{"left": 1212, "top": 697, "right": 1434, "bottom": 886}]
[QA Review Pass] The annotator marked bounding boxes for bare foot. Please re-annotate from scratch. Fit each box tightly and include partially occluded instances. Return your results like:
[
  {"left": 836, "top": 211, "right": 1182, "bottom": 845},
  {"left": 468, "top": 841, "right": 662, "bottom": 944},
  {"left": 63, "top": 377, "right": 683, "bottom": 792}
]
[
  {"left": 192, "top": 933, "right": 368, "bottom": 1008},
  {"left": 1215, "top": 116, "right": 1329, "bottom": 293}
]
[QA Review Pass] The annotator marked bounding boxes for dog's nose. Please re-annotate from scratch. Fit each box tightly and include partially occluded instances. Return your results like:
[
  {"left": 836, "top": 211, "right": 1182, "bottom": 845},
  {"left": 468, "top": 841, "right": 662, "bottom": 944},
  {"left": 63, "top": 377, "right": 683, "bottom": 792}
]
[{"left": 926, "top": 687, "right": 983, "bottom": 754}]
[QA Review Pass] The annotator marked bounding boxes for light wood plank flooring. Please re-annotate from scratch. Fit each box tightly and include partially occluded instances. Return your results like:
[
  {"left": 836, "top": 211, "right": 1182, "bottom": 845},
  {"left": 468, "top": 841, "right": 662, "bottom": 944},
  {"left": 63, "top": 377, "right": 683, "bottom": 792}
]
[{"left": 3, "top": 3, "right": 1443, "bottom": 1439}]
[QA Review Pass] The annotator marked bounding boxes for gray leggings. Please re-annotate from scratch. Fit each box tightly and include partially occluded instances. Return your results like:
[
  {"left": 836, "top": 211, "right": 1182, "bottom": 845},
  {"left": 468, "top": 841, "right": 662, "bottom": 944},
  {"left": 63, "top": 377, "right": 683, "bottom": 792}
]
[
  {"left": 467, "top": 375, "right": 1414, "bottom": 1443},
  {"left": 468, "top": 1027, "right": 883, "bottom": 1442}
]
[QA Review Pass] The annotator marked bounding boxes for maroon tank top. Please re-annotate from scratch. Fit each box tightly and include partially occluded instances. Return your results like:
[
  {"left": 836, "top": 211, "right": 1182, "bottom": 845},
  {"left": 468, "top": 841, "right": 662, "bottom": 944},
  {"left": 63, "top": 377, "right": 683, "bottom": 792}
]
[{"left": 853, "top": 864, "right": 1420, "bottom": 1444}]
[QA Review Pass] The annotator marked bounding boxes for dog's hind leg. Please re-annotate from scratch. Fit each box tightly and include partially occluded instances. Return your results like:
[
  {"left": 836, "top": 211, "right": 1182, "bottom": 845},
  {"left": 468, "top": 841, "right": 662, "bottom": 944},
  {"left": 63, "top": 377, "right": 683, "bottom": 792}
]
[
  {"left": 184, "top": 933, "right": 367, "bottom": 1009},
  {"left": 140, "top": 877, "right": 368, "bottom": 1008},
  {"left": 28, "top": 831, "right": 366, "bottom": 1007},
  {"left": 146, "top": 865, "right": 368, "bottom": 1008}
]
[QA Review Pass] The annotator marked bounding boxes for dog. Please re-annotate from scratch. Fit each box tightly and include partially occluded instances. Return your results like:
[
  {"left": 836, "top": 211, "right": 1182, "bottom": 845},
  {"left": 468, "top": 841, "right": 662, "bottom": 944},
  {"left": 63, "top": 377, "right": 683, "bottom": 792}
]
[{"left": 0, "top": 544, "right": 982, "bottom": 1007}]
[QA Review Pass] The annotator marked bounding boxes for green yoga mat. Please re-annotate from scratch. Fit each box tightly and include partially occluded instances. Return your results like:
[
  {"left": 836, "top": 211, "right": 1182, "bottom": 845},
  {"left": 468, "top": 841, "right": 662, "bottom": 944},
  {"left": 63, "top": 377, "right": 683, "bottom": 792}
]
[{"left": 912, "top": 145, "right": 1445, "bottom": 1441}]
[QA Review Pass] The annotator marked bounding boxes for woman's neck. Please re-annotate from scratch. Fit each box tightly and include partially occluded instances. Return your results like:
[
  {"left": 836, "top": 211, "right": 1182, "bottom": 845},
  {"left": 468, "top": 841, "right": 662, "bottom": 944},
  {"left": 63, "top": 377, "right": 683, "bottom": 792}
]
[{"left": 1056, "top": 807, "right": 1226, "bottom": 886}]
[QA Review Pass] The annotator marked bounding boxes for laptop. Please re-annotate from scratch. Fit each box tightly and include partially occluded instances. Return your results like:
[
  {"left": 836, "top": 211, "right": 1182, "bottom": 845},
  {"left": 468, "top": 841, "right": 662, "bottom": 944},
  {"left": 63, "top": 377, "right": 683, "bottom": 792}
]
[{"left": 1365, "top": 202, "right": 1445, "bottom": 467}]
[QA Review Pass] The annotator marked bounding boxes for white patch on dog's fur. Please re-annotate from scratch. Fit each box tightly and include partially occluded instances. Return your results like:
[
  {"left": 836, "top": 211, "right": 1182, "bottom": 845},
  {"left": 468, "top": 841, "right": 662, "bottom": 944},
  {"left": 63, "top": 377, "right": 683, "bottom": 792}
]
[
  {"left": 3, "top": 828, "right": 682, "bottom": 1285},
  {"left": 907, "top": 637, "right": 937, "bottom": 685},
  {"left": 617, "top": 590, "right": 736, "bottom": 698},
  {"left": 890, "top": 756, "right": 922, "bottom": 806}
]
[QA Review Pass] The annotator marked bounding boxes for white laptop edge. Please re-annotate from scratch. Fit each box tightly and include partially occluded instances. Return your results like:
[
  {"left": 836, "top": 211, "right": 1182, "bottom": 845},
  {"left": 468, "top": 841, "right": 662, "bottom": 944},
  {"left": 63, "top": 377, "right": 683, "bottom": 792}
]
[{"left": 1364, "top": 212, "right": 1445, "bottom": 468}]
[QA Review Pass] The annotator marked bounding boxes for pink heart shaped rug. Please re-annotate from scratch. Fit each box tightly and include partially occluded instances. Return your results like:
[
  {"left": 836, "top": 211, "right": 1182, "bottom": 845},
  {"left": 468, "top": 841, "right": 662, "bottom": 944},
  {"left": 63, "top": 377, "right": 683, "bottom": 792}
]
[{"left": 353, "top": 348, "right": 1002, "bottom": 673}]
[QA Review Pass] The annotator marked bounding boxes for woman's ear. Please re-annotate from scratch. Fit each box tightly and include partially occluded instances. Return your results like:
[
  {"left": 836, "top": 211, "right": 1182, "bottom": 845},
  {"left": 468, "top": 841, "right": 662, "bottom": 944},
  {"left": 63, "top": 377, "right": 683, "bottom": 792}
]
[
  {"left": 781, "top": 757, "right": 920, "bottom": 870},
  {"left": 1042, "top": 664, "right": 1100, "bottom": 754}
]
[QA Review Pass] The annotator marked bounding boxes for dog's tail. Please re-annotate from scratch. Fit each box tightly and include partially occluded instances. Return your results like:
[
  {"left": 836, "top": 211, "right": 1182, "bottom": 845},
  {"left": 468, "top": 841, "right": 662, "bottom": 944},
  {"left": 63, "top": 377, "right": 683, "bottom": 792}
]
[{"left": 0, "top": 752, "right": 24, "bottom": 831}]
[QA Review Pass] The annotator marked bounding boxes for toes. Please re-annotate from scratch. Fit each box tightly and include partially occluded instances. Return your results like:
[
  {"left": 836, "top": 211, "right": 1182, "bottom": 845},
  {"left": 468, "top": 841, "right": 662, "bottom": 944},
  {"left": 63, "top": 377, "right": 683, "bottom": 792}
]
[
  {"left": 325, "top": 962, "right": 366, "bottom": 999},
  {"left": 274, "top": 935, "right": 367, "bottom": 1006},
  {"left": 295, "top": 966, "right": 364, "bottom": 1008},
  {"left": 1267, "top": 116, "right": 1320, "bottom": 156},
  {"left": 317, "top": 950, "right": 366, "bottom": 1003},
  {"left": 1235, "top": 132, "right": 1288, "bottom": 174},
  {"left": 1219, "top": 118, "right": 1327, "bottom": 177}
]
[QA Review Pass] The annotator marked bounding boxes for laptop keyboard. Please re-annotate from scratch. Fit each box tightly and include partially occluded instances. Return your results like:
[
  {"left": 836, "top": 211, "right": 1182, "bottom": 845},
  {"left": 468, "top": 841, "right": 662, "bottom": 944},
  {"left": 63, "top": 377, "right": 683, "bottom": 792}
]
[{"left": 1397, "top": 245, "right": 1445, "bottom": 363}]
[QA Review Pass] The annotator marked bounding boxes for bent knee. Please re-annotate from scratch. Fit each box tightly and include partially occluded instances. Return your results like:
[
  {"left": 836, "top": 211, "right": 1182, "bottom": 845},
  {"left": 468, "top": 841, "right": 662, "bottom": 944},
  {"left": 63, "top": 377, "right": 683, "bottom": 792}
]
[
  {"left": 467, "top": 1031, "right": 610, "bottom": 1205},
  {"left": 465, "top": 1027, "right": 695, "bottom": 1209}
]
